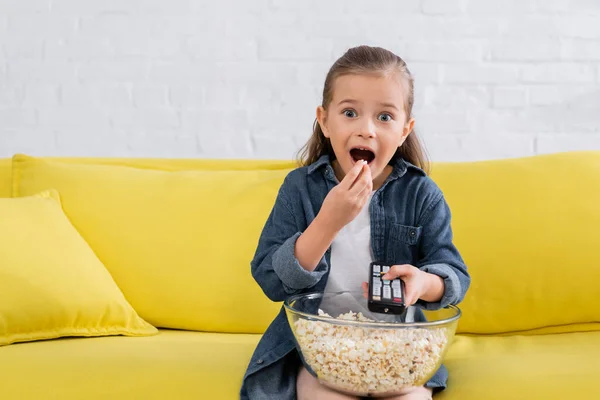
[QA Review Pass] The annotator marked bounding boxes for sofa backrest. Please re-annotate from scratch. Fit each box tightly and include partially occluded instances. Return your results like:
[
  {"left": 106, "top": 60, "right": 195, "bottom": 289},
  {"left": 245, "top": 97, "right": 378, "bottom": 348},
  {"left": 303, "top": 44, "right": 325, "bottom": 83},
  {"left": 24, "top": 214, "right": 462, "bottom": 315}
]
[
  {"left": 0, "top": 158, "right": 11, "bottom": 198},
  {"left": 4, "top": 152, "right": 600, "bottom": 336}
]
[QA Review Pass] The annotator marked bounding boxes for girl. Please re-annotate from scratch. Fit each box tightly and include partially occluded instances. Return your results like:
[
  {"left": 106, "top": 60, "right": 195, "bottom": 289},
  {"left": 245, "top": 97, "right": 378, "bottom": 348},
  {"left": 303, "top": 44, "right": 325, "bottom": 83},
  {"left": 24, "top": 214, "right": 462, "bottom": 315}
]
[{"left": 240, "top": 45, "right": 470, "bottom": 400}]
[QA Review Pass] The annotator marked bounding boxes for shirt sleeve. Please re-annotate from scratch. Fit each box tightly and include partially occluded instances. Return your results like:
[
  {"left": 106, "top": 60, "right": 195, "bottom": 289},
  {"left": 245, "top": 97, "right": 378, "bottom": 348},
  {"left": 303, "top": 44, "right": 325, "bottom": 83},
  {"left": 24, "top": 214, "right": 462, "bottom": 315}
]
[
  {"left": 415, "top": 193, "right": 471, "bottom": 310},
  {"left": 250, "top": 177, "right": 328, "bottom": 302}
]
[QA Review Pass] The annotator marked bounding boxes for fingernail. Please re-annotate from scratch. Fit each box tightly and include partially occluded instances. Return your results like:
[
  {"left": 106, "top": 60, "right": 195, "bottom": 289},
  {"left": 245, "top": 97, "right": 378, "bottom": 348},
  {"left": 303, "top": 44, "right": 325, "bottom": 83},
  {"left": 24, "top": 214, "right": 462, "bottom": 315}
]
[{"left": 381, "top": 274, "right": 389, "bottom": 280}]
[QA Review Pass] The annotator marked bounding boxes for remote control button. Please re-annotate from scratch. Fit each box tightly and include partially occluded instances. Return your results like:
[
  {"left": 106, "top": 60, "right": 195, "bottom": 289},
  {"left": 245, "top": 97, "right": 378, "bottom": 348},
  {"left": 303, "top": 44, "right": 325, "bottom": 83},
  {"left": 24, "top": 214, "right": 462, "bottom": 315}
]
[
  {"left": 373, "top": 264, "right": 381, "bottom": 273},
  {"left": 392, "top": 280, "right": 401, "bottom": 291},
  {"left": 373, "top": 296, "right": 381, "bottom": 301},
  {"left": 383, "top": 266, "right": 390, "bottom": 273},
  {"left": 393, "top": 298, "right": 402, "bottom": 303},
  {"left": 383, "top": 286, "right": 391, "bottom": 299}
]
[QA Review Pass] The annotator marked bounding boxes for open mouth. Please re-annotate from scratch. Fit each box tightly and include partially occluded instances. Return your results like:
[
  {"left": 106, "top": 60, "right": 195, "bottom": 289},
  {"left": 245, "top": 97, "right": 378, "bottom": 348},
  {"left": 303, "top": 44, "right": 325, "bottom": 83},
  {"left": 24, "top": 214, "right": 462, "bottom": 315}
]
[{"left": 350, "top": 147, "right": 375, "bottom": 164}]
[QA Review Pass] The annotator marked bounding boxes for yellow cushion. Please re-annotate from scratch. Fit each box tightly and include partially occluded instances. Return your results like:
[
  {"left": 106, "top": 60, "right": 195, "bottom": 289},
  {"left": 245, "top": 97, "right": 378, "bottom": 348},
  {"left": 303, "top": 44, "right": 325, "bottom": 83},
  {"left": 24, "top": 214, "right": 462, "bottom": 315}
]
[
  {"left": 0, "top": 329, "right": 260, "bottom": 400},
  {"left": 0, "top": 190, "right": 157, "bottom": 346},
  {"left": 437, "top": 331, "right": 600, "bottom": 399},
  {"left": 12, "top": 154, "right": 291, "bottom": 334},
  {"left": 0, "top": 158, "right": 11, "bottom": 198},
  {"left": 0, "top": 329, "right": 598, "bottom": 399},
  {"left": 429, "top": 151, "right": 600, "bottom": 334}
]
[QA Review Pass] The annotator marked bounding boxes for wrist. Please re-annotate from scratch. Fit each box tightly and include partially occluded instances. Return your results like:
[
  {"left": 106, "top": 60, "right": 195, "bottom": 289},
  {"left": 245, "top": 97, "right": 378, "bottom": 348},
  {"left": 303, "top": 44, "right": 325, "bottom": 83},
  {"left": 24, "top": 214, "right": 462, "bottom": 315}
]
[
  {"left": 314, "top": 212, "right": 341, "bottom": 239},
  {"left": 420, "top": 272, "right": 445, "bottom": 303}
]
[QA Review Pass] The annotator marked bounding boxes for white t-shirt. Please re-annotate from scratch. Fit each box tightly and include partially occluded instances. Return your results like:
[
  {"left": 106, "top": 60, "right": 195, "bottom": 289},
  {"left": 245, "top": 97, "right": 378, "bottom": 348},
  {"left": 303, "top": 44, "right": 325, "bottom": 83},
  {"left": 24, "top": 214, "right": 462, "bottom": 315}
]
[{"left": 323, "top": 192, "right": 413, "bottom": 323}]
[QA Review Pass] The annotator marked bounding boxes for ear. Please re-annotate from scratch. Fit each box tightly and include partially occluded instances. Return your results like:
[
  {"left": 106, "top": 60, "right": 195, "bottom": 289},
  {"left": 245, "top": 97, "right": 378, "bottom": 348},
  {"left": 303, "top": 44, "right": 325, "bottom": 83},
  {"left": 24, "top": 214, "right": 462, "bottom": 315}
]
[
  {"left": 399, "top": 117, "right": 415, "bottom": 146},
  {"left": 316, "top": 106, "right": 330, "bottom": 138}
]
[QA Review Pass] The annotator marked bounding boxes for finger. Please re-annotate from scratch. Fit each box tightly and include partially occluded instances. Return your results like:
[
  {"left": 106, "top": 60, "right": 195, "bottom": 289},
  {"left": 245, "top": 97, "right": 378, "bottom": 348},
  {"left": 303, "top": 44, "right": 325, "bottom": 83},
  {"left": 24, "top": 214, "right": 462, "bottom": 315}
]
[
  {"left": 381, "top": 264, "right": 412, "bottom": 280},
  {"left": 339, "top": 160, "right": 367, "bottom": 190},
  {"left": 350, "top": 164, "right": 372, "bottom": 195},
  {"left": 362, "top": 282, "right": 369, "bottom": 299}
]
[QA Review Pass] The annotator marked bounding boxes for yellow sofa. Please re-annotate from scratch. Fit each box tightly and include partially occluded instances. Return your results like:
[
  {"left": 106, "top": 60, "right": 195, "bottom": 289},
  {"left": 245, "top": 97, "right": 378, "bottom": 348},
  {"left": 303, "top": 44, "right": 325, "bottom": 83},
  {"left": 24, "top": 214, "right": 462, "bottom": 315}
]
[{"left": 0, "top": 152, "right": 599, "bottom": 399}]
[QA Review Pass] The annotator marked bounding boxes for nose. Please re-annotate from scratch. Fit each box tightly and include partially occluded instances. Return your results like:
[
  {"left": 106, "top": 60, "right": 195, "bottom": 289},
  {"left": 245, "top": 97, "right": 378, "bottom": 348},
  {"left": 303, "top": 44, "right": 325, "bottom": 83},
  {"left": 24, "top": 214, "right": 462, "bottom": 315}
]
[{"left": 358, "top": 119, "right": 376, "bottom": 138}]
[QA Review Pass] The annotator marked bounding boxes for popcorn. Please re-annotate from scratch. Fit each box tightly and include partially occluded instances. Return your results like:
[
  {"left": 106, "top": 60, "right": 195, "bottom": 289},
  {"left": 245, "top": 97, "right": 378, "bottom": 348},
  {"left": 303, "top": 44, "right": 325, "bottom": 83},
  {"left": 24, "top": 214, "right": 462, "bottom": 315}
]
[{"left": 293, "top": 309, "right": 448, "bottom": 395}]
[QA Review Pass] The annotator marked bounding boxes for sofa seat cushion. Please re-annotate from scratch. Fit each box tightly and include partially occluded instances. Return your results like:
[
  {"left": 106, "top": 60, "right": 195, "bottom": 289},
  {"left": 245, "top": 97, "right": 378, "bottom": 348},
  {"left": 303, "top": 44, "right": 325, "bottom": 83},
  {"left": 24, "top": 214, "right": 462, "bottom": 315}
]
[
  {"left": 438, "top": 330, "right": 600, "bottom": 399},
  {"left": 1, "top": 329, "right": 599, "bottom": 399},
  {"left": 0, "top": 329, "right": 261, "bottom": 400}
]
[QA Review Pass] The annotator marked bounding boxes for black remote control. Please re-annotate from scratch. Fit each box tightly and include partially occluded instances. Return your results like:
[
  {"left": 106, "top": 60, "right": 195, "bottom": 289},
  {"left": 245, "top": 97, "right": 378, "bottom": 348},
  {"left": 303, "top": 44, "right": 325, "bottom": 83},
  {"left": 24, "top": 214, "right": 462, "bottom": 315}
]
[{"left": 367, "top": 262, "right": 407, "bottom": 315}]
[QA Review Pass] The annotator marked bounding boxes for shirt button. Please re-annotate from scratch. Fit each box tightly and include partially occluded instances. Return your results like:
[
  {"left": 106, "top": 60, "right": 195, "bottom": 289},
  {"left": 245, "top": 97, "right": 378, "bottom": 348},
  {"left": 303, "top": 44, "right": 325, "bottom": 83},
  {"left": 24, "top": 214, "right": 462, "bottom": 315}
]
[
  {"left": 410, "top": 230, "right": 416, "bottom": 236},
  {"left": 256, "top": 359, "right": 264, "bottom": 365}
]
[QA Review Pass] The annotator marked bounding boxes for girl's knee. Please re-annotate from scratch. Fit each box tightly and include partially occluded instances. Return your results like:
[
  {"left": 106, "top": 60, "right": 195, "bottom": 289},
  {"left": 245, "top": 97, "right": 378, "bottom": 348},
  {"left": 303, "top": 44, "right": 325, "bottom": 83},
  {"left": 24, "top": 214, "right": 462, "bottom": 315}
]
[{"left": 296, "top": 366, "right": 360, "bottom": 400}]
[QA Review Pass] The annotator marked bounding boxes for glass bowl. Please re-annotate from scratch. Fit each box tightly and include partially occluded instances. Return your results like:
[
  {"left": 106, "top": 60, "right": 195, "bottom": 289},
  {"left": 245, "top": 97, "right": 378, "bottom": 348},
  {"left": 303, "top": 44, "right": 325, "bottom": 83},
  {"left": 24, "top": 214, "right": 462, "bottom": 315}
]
[{"left": 284, "top": 291, "right": 460, "bottom": 397}]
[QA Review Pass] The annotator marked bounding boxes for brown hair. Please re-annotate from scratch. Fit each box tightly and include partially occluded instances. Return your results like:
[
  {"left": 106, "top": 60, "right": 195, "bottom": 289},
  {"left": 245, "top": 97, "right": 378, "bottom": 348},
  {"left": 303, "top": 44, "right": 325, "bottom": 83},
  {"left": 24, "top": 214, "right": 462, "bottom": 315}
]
[{"left": 296, "top": 45, "right": 429, "bottom": 174}]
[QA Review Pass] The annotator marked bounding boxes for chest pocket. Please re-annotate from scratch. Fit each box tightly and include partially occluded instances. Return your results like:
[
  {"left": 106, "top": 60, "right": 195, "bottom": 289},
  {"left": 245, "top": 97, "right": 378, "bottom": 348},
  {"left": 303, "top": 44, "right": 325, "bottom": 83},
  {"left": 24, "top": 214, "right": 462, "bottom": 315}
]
[{"left": 388, "top": 223, "right": 422, "bottom": 264}]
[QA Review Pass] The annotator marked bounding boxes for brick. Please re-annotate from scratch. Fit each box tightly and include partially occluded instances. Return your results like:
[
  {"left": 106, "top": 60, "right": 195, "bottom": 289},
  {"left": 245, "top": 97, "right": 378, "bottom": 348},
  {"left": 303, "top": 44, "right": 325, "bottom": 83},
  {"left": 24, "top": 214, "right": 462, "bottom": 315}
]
[
  {"left": 537, "top": 134, "right": 600, "bottom": 153},
  {"left": 45, "top": 38, "right": 115, "bottom": 60},
  {"left": 492, "top": 87, "right": 528, "bottom": 108},
  {"left": 250, "top": 134, "right": 298, "bottom": 159},
  {"left": 0, "top": 84, "right": 24, "bottom": 107},
  {"left": 198, "top": 130, "right": 254, "bottom": 158},
  {"left": 421, "top": 0, "right": 463, "bottom": 15},
  {"left": 521, "top": 63, "right": 596, "bottom": 83},
  {"left": 50, "top": 0, "right": 138, "bottom": 15},
  {"left": 532, "top": 0, "right": 571, "bottom": 14},
  {"left": 528, "top": 85, "right": 599, "bottom": 106},
  {"left": 2, "top": 38, "right": 44, "bottom": 59},
  {"left": 7, "top": 61, "right": 76, "bottom": 83},
  {"left": 38, "top": 108, "right": 110, "bottom": 129},
  {"left": 498, "top": 17, "right": 562, "bottom": 39},
  {"left": 60, "top": 83, "right": 132, "bottom": 107},
  {"left": 402, "top": 41, "right": 482, "bottom": 62},
  {"left": 132, "top": 84, "right": 169, "bottom": 108},
  {"left": 408, "top": 63, "right": 442, "bottom": 85},
  {"left": 419, "top": 135, "right": 463, "bottom": 162},
  {"left": 561, "top": 39, "right": 600, "bottom": 60},
  {"left": 78, "top": 61, "right": 149, "bottom": 82},
  {"left": 0, "top": 108, "right": 37, "bottom": 127},
  {"left": 269, "top": 0, "right": 348, "bottom": 14},
  {"left": 128, "top": 132, "right": 199, "bottom": 158},
  {"left": 185, "top": 37, "right": 257, "bottom": 61},
  {"left": 55, "top": 129, "right": 130, "bottom": 157},
  {"left": 560, "top": 18, "right": 600, "bottom": 39},
  {"left": 110, "top": 108, "right": 179, "bottom": 130},
  {"left": 23, "top": 84, "right": 60, "bottom": 106},
  {"left": 168, "top": 85, "right": 205, "bottom": 108},
  {"left": 0, "top": 129, "right": 56, "bottom": 157},
  {"left": 458, "top": 134, "right": 535, "bottom": 161},
  {"left": 472, "top": 108, "right": 565, "bottom": 134},
  {"left": 465, "top": 0, "right": 532, "bottom": 14},
  {"left": 7, "top": 16, "right": 77, "bottom": 38},
  {"left": 181, "top": 109, "right": 249, "bottom": 134},
  {"left": 442, "top": 64, "right": 520, "bottom": 84},
  {"left": 258, "top": 37, "right": 333, "bottom": 61},
  {"left": 150, "top": 62, "right": 210, "bottom": 84},
  {"left": 0, "top": 0, "right": 50, "bottom": 14},
  {"left": 488, "top": 40, "right": 561, "bottom": 61},
  {"left": 412, "top": 109, "right": 470, "bottom": 135},
  {"left": 424, "top": 86, "right": 491, "bottom": 109}
]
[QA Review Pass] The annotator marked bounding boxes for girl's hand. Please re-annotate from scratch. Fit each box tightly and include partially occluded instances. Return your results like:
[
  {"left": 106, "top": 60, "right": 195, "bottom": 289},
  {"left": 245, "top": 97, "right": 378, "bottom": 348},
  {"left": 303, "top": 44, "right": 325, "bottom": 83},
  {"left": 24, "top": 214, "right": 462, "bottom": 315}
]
[
  {"left": 362, "top": 264, "right": 444, "bottom": 306},
  {"left": 317, "top": 161, "right": 372, "bottom": 233}
]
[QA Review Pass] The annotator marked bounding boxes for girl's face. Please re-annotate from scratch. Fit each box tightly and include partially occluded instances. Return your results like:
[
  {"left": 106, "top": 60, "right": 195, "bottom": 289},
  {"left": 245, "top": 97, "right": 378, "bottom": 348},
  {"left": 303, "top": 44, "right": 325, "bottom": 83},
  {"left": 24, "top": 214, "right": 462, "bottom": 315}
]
[{"left": 316, "top": 72, "right": 414, "bottom": 190}]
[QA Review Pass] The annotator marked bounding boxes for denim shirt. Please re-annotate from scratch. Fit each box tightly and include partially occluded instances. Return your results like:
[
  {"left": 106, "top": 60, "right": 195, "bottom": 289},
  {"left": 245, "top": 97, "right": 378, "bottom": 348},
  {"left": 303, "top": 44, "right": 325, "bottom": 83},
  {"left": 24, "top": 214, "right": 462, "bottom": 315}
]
[{"left": 240, "top": 155, "right": 470, "bottom": 400}]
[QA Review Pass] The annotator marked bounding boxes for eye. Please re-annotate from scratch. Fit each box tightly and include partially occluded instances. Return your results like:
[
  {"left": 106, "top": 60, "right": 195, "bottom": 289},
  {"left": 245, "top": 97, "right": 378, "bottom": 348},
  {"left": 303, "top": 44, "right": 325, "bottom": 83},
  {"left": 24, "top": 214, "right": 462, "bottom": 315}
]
[
  {"left": 343, "top": 109, "right": 357, "bottom": 118},
  {"left": 378, "top": 113, "right": 393, "bottom": 122}
]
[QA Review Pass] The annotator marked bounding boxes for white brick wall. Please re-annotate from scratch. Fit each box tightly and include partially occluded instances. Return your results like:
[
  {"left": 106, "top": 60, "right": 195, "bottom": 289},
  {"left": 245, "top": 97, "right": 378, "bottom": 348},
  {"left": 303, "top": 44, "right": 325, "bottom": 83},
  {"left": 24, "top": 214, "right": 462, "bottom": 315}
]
[{"left": 1, "top": 0, "right": 599, "bottom": 161}]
